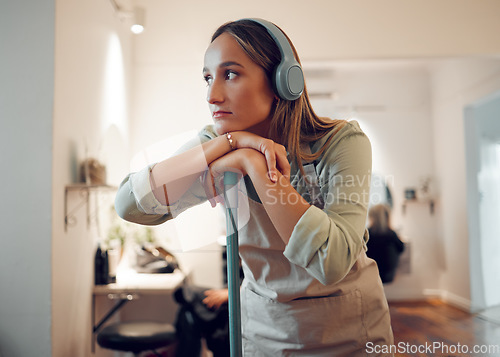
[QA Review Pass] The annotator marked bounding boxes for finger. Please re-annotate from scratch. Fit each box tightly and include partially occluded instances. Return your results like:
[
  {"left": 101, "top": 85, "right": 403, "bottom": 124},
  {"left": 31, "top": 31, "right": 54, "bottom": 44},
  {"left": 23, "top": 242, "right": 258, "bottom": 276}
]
[
  {"left": 264, "top": 150, "right": 278, "bottom": 183},
  {"left": 210, "top": 165, "right": 228, "bottom": 205},
  {"left": 202, "top": 297, "right": 213, "bottom": 308},
  {"left": 216, "top": 174, "right": 224, "bottom": 197},
  {"left": 215, "top": 195, "right": 225, "bottom": 205},
  {"left": 201, "top": 170, "right": 216, "bottom": 207},
  {"left": 280, "top": 160, "right": 291, "bottom": 181},
  {"left": 275, "top": 146, "right": 291, "bottom": 180},
  {"left": 259, "top": 139, "right": 277, "bottom": 182},
  {"left": 210, "top": 169, "right": 221, "bottom": 204},
  {"left": 206, "top": 168, "right": 218, "bottom": 207}
]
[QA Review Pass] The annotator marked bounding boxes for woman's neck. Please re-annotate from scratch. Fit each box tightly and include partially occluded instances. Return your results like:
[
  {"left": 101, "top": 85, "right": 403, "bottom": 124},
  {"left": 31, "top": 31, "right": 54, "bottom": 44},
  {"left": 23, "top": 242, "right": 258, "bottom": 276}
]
[{"left": 246, "top": 118, "right": 272, "bottom": 139}]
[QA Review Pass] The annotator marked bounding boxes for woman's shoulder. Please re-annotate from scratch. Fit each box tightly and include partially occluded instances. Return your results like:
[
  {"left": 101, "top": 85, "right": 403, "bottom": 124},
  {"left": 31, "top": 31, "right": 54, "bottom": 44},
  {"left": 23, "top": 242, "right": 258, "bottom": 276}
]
[
  {"left": 311, "top": 120, "right": 371, "bottom": 165},
  {"left": 329, "top": 119, "right": 367, "bottom": 142},
  {"left": 312, "top": 120, "right": 368, "bottom": 152}
]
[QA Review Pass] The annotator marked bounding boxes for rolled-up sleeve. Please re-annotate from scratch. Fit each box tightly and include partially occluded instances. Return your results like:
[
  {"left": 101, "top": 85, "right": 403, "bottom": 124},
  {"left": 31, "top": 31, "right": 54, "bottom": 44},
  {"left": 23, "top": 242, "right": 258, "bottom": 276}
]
[
  {"left": 115, "top": 165, "right": 174, "bottom": 225},
  {"left": 284, "top": 130, "right": 372, "bottom": 285},
  {"left": 114, "top": 126, "right": 217, "bottom": 226}
]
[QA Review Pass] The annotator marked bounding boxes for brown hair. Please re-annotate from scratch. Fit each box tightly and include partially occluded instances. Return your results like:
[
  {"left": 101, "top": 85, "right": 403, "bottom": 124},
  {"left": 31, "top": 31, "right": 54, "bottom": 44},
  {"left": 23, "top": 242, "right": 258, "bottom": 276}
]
[
  {"left": 211, "top": 20, "right": 346, "bottom": 174},
  {"left": 368, "top": 204, "right": 392, "bottom": 234}
]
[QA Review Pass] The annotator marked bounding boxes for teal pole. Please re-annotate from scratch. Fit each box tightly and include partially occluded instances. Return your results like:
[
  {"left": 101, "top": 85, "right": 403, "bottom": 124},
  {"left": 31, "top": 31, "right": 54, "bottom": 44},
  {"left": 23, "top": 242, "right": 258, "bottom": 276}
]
[{"left": 223, "top": 172, "right": 242, "bottom": 357}]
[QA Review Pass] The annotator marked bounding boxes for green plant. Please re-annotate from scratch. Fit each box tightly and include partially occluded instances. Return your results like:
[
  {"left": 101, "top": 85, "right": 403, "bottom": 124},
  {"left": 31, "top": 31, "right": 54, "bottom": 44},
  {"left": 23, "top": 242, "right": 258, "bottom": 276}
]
[
  {"left": 133, "top": 226, "right": 156, "bottom": 245},
  {"left": 106, "top": 224, "right": 126, "bottom": 249}
]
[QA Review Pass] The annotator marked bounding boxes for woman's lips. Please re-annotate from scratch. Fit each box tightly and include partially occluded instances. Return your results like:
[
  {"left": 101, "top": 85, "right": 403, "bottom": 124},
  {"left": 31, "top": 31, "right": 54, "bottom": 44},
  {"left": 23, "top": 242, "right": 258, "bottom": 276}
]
[{"left": 213, "top": 111, "right": 232, "bottom": 118}]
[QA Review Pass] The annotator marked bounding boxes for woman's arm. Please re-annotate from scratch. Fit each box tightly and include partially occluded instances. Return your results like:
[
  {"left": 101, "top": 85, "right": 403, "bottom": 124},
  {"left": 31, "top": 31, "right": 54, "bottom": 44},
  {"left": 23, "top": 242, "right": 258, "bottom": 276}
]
[
  {"left": 115, "top": 133, "right": 234, "bottom": 225},
  {"left": 207, "top": 148, "right": 310, "bottom": 243},
  {"left": 207, "top": 128, "right": 372, "bottom": 286},
  {"left": 149, "top": 134, "right": 232, "bottom": 205},
  {"left": 243, "top": 152, "right": 310, "bottom": 243},
  {"left": 115, "top": 128, "right": 289, "bottom": 225},
  {"left": 150, "top": 131, "right": 291, "bottom": 206},
  {"left": 283, "top": 133, "right": 372, "bottom": 285}
]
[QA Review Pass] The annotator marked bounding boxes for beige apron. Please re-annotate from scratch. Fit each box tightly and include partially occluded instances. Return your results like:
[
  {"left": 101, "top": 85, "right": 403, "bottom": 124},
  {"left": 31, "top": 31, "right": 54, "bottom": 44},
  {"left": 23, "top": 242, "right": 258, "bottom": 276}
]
[
  {"left": 240, "top": 251, "right": 393, "bottom": 356},
  {"left": 238, "top": 148, "right": 394, "bottom": 356}
]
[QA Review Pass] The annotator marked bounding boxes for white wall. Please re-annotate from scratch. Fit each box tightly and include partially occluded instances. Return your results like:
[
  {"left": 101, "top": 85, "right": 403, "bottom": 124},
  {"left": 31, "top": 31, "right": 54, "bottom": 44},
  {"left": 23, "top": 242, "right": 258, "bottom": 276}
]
[
  {"left": 52, "top": 0, "right": 133, "bottom": 356},
  {"left": 0, "top": 1, "right": 54, "bottom": 356}
]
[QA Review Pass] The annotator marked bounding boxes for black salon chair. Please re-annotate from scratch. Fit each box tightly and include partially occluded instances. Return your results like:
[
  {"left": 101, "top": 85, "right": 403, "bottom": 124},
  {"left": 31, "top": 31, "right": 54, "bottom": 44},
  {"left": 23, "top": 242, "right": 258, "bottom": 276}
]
[{"left": 97, "top": 321, "right": 177, "bottom": 356}]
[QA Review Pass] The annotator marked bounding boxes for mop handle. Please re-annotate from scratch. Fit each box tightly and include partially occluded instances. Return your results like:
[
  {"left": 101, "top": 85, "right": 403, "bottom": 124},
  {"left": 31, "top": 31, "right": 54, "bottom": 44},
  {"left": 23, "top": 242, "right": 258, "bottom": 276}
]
[{"left": 224, "top": 171, "right": 242, "bottom": 357}]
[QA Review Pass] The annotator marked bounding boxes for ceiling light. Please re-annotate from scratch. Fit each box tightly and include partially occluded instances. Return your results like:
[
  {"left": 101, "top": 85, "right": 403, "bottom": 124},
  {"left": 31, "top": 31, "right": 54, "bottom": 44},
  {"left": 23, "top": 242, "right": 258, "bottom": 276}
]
[
  {"left": 130, "top": 7, "right": 145, "bottom": 34},
  {"left": 109, "top": 0, "right": 146, "bottom": 34}
]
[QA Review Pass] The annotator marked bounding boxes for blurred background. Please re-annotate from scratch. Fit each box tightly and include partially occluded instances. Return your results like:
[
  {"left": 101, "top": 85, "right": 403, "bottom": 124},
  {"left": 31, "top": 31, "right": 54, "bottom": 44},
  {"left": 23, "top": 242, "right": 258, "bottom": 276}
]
[{"left": 1, "top": 0, "right": 500, "bottom": 356}]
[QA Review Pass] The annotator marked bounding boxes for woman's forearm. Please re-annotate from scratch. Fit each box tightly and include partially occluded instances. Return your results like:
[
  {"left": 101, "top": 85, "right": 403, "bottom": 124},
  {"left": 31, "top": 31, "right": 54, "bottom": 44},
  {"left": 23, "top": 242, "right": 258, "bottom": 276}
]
[
  {"left": 150, "top": 135, "right": 232, "bottom": 205},
  {"left": 244, "top": 152, "right": 310, "bottom": 244}
]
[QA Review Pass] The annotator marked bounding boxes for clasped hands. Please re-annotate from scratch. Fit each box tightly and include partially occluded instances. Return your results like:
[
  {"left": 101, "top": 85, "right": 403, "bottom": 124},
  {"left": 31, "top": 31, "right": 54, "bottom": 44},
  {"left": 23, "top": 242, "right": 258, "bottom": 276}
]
[{"left": 202, "top": 131, "right": 291, "bottom": 207}]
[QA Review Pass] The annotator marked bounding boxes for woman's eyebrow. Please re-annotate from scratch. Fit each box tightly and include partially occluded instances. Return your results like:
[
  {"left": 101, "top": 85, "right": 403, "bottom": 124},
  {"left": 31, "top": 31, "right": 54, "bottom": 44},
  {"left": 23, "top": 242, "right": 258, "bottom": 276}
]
[
  {"left": 219, "top": 61, "right": 244, "bottom": 68},
  {"left": 203, "top": 61, "right": 244, "bottom": 73}
]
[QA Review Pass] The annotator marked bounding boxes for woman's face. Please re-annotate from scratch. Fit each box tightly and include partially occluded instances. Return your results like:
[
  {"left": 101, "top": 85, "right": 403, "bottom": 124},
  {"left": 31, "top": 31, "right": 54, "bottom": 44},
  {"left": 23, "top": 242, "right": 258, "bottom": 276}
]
[{"left": 203, "top": 32, "right": 276, "bottom": 136}]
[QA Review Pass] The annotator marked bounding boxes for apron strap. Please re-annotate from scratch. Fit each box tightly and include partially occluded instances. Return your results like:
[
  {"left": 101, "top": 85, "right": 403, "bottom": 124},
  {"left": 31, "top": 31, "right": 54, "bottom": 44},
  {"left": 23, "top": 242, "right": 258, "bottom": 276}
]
[{"left": 301, "top": 145, "right": 325, "bottom": 209}]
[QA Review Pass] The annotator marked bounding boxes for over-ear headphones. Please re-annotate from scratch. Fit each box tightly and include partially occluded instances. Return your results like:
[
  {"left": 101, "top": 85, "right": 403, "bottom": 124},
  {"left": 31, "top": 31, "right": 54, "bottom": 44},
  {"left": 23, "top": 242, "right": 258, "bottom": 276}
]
[{"left": 240, "top": 18, "right": 304, "bottom": 101}]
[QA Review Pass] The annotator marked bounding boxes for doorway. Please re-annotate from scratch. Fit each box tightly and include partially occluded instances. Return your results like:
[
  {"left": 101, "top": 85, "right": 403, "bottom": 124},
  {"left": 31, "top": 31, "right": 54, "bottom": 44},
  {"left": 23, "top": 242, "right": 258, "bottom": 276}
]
[{"left": 464, "top": 90, "right": 500, "bottom": 317}]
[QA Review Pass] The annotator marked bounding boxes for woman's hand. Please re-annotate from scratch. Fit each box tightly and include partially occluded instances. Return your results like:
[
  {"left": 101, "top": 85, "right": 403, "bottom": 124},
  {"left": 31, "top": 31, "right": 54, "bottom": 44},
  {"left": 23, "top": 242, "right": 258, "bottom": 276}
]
[
  {"left": 203, "top": 289, "right": 229, "bottom": 310},
  {"left": 202, "top": 148, "right": 272, "bottom": 207},
  {"left": 202, "top": 145, "right": 309, "bottom": 244},
  {"left": 229, "top": 131, "right": 290, "bottom": 182}
]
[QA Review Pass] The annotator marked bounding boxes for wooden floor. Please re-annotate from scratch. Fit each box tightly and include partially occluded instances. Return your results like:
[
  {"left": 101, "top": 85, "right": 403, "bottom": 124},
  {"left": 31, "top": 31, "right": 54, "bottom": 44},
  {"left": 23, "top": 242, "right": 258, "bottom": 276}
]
[{"left": 389, "top": 299, "right": 500, "bottom": 356}]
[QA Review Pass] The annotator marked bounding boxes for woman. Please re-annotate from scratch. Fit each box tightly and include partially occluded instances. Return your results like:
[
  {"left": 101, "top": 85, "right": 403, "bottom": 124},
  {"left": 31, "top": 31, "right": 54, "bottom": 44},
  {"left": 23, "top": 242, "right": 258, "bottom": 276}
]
[
  {"left": 115, "top": 18, "right": 393, "bottom": 356},
  {"left": 367, "top": 204, "right": 405, "bottom": 284}
]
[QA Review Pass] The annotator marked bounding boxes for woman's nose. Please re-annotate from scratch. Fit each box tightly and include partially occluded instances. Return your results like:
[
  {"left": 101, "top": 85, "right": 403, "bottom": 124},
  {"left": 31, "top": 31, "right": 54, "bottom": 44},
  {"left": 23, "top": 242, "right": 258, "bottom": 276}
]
[{"left": 207, "top": 79, "right": 224, "bottom": 104}]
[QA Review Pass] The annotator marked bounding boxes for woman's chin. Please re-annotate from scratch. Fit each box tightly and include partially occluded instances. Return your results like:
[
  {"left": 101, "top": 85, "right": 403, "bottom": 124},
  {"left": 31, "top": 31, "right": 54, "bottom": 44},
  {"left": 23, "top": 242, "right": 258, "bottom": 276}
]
[
  {"left": 213, "top": 121, "right": 237, "bottom": 136},
  {"left": 214, "top": 123, "right": 227, "bottom": 136}
]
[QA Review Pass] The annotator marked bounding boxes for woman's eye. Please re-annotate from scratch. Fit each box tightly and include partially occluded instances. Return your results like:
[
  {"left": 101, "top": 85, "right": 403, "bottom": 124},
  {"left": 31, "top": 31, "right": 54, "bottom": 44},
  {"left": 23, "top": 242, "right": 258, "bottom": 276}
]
[
  {"left": 204, "top": 75, "right": 213, "bottom": 86},
  {"left": 225, "top": 70, "right": 237, "bottom": 80}
]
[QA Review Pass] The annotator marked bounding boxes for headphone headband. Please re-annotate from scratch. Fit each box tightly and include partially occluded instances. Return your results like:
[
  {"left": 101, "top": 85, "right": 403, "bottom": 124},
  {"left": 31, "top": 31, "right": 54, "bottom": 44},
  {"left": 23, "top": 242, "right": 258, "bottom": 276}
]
[{"left": 240, "top": 18, "right": 304, "bottom": 101}]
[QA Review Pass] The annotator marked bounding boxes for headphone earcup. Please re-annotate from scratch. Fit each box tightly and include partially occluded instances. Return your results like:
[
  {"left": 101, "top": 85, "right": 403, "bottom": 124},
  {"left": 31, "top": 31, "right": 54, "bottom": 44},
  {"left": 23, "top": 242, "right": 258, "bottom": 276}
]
[
  {"left": 274, "top": 58, "right": 304, "bottom": 101},
  {"left": 241, "top": 18, "right": 305, "bottom": 101}
]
